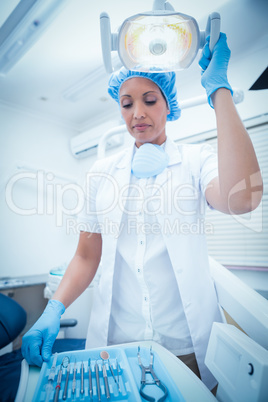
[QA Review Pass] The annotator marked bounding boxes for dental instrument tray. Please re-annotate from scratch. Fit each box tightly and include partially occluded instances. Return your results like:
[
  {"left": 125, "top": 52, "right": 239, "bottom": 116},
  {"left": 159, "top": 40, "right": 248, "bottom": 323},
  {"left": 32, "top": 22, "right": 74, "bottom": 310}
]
[{"left": 32, "top": 346, "right": 185, "bottom": 401}]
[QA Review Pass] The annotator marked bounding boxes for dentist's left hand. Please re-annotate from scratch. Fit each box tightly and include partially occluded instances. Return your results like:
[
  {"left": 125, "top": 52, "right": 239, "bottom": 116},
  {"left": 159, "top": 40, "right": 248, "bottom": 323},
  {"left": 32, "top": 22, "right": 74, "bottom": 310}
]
[
  {"left": 21, "top": 299, "right": 65, "bottom": 366},
  {"left": 199, "top": 32, "right": 233, "bottom": 107}
]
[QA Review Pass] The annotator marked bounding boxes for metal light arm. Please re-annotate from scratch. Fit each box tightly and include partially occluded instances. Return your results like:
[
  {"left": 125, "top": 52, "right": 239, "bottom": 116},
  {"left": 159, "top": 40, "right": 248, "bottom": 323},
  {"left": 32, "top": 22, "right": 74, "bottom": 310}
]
[
  {"left": 100, "top": 12, "right": 118, "bottom": 73},
  {"left": 97, "top": 125, "right": 127, "bottom": 159}
]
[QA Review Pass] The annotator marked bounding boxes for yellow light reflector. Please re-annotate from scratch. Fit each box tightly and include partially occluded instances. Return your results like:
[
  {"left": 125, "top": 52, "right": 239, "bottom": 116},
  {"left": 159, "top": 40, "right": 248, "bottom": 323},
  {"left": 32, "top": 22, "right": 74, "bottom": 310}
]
[{"left": 119, "top": 13, "right": 200, "bottom": 72}]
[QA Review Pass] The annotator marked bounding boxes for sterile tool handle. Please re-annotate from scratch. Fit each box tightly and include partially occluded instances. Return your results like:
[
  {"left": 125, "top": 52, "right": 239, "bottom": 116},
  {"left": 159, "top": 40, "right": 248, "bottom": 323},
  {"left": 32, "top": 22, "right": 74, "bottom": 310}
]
[
  {"left": 62, "top": 368, "right": 69, "bottom": 400},
  {"left": 103, "top": 363, "right": 110, "bottom": 399},
  {"left": 72, "top": 362, "right": 76, "bottom": 394},
  {"left": 53, "top": 385, "right": 60, "bottom": 402},
  {"left": 95, "top": 362, "right": 101, "bottom": 401},
  {"left": 80, "top": 362, "right": 84, "bottom": 394},
  {"left": 88, "top": 365, "right": 93, "bottom": 397}
]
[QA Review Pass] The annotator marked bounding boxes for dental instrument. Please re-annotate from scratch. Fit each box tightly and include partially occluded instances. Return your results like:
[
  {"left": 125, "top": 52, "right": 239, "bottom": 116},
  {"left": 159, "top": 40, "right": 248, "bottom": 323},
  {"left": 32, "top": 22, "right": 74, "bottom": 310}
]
[
  {"left": 100, "top": 0, "right": 220, "bottom": 73},
  {"left": 53, "top": 366, "right": 62, "bottom": 402},
  {"left": 116, "top": 358, "right": 120, "bottom": 390},
  {"left": 53, "top": 356, "right": 69, "bottom": 402},
  {"left": 72, "top": 359, "right": 77, "bottom": 396},
  {"left": 100, "top": 350, "right": 121, "bottom": 393},
  {"left": 102, "top": 361, "right": 110, "bottom": 399},
  {"left": 95, "top": 361, "right": 101, "bottom": 401},
  {"left": 137, "top": 346, "right": 168, "bottom": 402},
  {"left": 45, "top": 353, "right": 58, "bottom": 402},
  {"left": 62, "top": 360, "right": 70, "bottom": 400},
  {"left": 80, "top": 361, "right": 84, "bottom": 395},
  {"left": 88, "top": 358, "right": 93, "bottom": 398}
]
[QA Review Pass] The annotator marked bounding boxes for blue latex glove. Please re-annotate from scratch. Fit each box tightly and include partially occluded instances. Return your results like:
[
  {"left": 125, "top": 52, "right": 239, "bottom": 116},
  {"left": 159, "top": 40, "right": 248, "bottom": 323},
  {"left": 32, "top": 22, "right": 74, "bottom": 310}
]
[
  {"left": 21, "top": 299, "right": 65, "bottom": 366},
  {"left": 199, "top": 32, "right": 233, "bottom": 107}
]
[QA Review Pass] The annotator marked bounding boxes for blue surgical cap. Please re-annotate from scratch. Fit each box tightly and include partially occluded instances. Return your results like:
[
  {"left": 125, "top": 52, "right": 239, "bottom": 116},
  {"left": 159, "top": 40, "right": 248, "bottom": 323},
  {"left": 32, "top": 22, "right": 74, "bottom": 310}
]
[{"left": 108, "top": 67, "right": 181, "bottom": 121}]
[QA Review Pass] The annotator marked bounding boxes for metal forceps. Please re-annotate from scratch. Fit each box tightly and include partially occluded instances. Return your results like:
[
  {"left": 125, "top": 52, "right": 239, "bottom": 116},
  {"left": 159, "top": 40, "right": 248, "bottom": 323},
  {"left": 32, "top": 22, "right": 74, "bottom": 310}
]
[{"left": 137, "top": 346, "right": 168, "bottom": 402}]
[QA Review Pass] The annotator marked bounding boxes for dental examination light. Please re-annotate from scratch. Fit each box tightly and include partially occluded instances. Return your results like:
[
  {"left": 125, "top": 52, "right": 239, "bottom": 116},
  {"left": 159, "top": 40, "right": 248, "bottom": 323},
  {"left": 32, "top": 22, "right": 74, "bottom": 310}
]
[{"left": 100, "top": 0, "right": 220, "bottom": 73}]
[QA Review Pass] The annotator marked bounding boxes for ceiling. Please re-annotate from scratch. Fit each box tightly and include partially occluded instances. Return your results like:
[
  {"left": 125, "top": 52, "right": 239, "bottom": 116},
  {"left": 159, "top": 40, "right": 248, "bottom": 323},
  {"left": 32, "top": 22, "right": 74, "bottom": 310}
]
[{"left": 0, "top": 0, "right": 267, "bottom": 132}]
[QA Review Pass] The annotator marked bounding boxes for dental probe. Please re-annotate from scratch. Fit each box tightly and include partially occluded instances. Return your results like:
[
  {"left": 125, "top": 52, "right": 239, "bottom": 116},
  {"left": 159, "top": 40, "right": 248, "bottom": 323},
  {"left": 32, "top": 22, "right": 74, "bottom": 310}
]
[
  {"left": 62, "top": 362, "right": 70, "bottom": 400},
  {"left": 72, "top": 359, "right": 77, "bottom": 395},
  {"left": 100, "top": 350, "right": 120, "bottom": 392},
  {"left": 88, "top": 358, "right": 93, "bottom": 398},
  {"left": 54, "top": 356, "right": 69, "bottom": 402},
  {"left": 95, "top": 361, "right": 101, "bottom": 401},
  {"left": 53, "top": 364, "right": 63, "bottom": 402},
  {"left": 116, "top": 358, "right": 121, "bottom": 392},
  {"left": 80, "top": 361, "right": 84, "bottom": 394},
  {"left": 102, "top": 361, "right": 110, "bottom": 399}
]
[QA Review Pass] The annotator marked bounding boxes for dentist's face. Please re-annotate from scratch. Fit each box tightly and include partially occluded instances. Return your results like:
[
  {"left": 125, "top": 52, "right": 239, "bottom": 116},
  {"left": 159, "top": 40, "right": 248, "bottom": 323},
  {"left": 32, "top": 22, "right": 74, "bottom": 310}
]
[{"left": 119, "top": 77, "right": 170, "bottom": 148}]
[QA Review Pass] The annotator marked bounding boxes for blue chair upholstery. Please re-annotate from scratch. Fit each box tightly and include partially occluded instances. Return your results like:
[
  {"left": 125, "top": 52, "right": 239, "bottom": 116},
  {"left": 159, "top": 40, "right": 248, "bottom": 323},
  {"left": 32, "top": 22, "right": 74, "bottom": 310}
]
[{"left": 0, "top": 294, "right": 27, "bottom": 349}]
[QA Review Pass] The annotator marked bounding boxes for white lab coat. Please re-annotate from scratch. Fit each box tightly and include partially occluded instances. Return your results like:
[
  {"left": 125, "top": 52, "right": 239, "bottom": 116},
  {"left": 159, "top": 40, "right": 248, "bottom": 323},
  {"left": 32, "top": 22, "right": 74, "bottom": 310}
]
[{"left": 81, "top": 136, "right": 224, "bottom": 390}]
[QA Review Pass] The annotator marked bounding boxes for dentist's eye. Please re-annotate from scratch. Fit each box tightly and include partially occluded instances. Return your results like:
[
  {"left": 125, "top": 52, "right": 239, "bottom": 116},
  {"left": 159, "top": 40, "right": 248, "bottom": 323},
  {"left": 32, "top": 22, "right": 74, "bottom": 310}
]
[
  {"left": 121, "top": 99, "right": 132, "bottom": 108},
  {"left": 144, "top": 95, "right": 157, "bottom": 105},
  {"left": 145, "top": 100, "right": 157, "bottom": 105}
]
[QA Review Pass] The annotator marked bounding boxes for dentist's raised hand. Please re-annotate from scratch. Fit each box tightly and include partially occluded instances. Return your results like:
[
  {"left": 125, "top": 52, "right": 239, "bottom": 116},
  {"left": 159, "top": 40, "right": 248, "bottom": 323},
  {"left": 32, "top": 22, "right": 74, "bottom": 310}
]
[
  {"left": 21, "top": 299, "right": 65, "bottom": 366},
  {"left": 199, "top": 33, "right": 233, "bottom": 107}
]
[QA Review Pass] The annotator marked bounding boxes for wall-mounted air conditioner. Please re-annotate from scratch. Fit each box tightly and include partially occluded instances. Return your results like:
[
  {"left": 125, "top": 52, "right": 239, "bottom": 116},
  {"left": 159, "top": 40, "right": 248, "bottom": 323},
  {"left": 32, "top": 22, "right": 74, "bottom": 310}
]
[{"left": 70, "top": 128, "right": 124, "bottom": 159}]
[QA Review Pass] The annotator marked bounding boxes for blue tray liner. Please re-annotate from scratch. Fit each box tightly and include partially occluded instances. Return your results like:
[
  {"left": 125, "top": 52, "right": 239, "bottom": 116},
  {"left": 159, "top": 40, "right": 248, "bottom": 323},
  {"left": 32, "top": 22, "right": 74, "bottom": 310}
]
[{"left": 32, "top": 346, "right": 185, "bottom": 401}]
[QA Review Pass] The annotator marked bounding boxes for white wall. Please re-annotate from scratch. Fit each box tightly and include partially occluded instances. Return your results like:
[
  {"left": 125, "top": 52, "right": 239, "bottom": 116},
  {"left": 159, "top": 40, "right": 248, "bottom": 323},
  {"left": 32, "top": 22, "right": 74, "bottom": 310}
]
[
  {"left": 0, "top": 102, "right": 130, "bottom": 279},
  {"left": 0, "top": 104, "right": 87, "bottom": 278}
]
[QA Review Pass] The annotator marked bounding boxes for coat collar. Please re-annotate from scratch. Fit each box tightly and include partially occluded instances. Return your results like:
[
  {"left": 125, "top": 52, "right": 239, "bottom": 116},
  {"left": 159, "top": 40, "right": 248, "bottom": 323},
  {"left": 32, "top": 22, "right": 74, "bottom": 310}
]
[{"left": 165, "top": 136, "right": 182, "bottom": 166}]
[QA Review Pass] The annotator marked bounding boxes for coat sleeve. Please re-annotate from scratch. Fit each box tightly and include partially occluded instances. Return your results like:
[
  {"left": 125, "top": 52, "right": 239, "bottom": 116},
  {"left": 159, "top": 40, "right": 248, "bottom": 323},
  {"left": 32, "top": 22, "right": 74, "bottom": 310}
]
[{"left": 199, "top": 143, "right": 219, "bottom": 197}]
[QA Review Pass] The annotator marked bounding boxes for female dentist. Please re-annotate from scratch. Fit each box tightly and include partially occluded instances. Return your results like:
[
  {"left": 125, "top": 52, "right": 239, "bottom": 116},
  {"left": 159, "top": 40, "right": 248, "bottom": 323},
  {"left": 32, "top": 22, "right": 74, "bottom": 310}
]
[{"left": 22, "top": 33, "right": 263, "bottom": 391}]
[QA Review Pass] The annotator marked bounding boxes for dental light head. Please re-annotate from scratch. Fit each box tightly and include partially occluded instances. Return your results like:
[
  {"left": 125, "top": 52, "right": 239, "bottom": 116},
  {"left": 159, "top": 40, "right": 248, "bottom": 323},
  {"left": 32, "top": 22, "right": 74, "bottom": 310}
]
[{"left": 100, "top": 0, "right": 221, "bottom": 73}]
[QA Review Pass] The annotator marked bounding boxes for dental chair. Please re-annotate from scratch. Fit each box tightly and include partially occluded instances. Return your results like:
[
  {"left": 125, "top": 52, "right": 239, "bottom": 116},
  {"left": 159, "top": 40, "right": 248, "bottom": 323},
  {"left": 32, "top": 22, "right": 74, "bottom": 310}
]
[
  {"left": 0, "top": 294, "right": 84, "bottom": 401},
  {"left": 0, "top": 294, "right": 27, "bottom": 401},
  {"left": 0, "top": 293, "right": 27, "bottom": 350},
  {"left": 207, "top": 257, "right": 268, "bottom": 401}
]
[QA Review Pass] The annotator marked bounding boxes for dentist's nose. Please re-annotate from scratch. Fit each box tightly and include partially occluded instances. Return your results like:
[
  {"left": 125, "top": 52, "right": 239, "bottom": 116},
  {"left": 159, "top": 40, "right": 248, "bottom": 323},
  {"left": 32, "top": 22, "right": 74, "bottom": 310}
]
[{"left": 133, "top": 102, "right": 146, "bottom": 119}]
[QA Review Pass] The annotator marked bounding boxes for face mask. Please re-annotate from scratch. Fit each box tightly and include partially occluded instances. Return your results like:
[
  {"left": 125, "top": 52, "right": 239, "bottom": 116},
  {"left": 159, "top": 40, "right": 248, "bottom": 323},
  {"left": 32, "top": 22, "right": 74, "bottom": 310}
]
[{"left": 131, "top": 143, "right": 169, "bottom": 179}]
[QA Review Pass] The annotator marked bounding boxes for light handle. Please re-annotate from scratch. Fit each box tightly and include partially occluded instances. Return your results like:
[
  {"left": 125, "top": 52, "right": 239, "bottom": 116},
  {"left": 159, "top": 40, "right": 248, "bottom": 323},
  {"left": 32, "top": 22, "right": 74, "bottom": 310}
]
[
  {"left": 200, "top": 12, "right": 221, "bottom": 52},
  {"left": 152, "top": 0, "right": 174, "bottom": 11}
]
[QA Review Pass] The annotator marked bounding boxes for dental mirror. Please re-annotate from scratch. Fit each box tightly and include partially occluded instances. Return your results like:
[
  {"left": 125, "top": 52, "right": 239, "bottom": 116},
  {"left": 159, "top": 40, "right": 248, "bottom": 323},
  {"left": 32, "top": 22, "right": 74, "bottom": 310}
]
[
  {"left": 100, "top": 350, "right": 121, "bottom": 392},
  {"left": 100, "top": 350, "right": 109, "bottom": 361}
]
